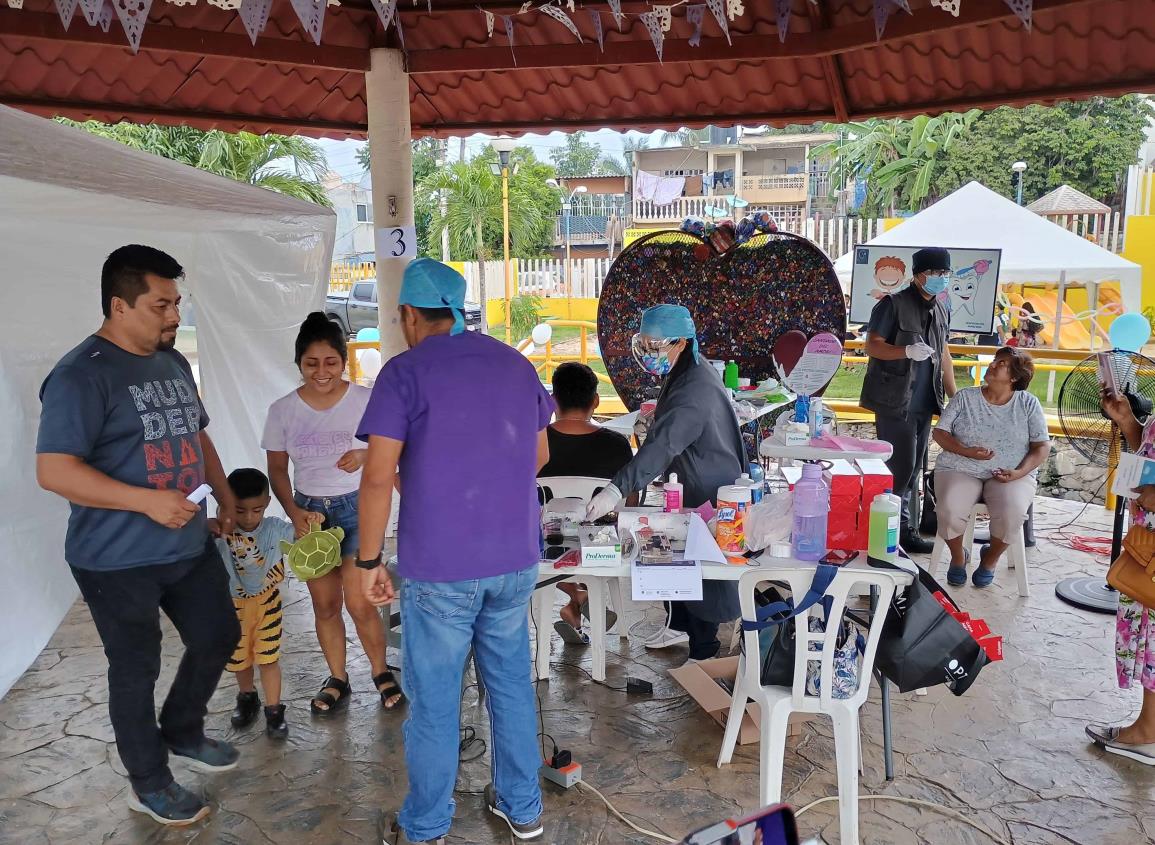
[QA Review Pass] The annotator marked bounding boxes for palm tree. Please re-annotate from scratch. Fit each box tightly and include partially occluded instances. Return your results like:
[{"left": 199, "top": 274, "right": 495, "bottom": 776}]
[
  {"left": 417, "top": 151, "right": 548, "bottom": 332},
  {"left": 660, "top": 126, "right": 711, "bottom": 148},
  {"left": 59, "top": 120, "right": 331, "bottom": 206},
  {"left": 598, "top": 134, "right": 651, "bottom": 175},
  {"left": 813, "top": 111, "right": 980, "bottom": 214}
]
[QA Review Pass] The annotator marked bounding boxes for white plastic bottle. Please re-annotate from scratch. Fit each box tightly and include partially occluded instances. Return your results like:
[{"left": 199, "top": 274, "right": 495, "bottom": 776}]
[
  {"left": 736, "top": 472, "right": 763, "bottom": 504},
  {"left": 664, "top": 473, "right": 683, "bottom": 513}
]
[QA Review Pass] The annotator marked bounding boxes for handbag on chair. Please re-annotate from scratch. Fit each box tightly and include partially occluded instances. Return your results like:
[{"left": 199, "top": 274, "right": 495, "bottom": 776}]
[{"left": 1107, "top": 525, "right": 1155, "bottom": 606}]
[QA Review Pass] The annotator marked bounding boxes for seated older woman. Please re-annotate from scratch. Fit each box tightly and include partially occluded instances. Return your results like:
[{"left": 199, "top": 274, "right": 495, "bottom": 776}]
[{"left": 933, "top": 347, "right": 1051, "bottom": 587}]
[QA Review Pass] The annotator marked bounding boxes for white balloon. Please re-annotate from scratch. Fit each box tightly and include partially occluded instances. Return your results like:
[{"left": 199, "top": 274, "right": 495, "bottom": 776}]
[
  {"left": 531, "top": 323, "right": 553, "bottom": 346},
  {"left": 521, "top": 342, "right": 536, "bottom": 358},
  {"left": 357, "top": 348, "right": 382, "bottom": 381}
]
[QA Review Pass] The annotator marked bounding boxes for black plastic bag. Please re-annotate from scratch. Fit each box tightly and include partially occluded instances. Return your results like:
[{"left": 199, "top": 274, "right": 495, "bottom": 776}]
[{"left": 872, "top": 562, "right": 989, "bottom": 695}]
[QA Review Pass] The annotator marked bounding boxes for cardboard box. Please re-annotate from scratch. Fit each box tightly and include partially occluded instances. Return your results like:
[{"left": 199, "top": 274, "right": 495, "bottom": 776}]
[
  {"left": 578, "top": 525, "right": 621, "bottom": 567},
  {"left": 669, "top": 656, "right": 806, "bottom": 745}
]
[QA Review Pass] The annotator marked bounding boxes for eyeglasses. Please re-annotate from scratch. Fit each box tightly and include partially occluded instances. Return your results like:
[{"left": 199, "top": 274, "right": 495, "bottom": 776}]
[{"left": 630, "top": 333, "right": 681, "bottom": 358}]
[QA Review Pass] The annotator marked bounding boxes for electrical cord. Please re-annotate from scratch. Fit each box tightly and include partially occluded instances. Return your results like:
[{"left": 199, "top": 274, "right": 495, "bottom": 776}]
[
  {"left": 576, "top": 779, "right": 679, "bottom": 844},
  {"left": 457, "top": 725, "right": 487, "bottom": 763},
  {"left": 793, "top": 795, "right": 1011, "bottom": 845}
]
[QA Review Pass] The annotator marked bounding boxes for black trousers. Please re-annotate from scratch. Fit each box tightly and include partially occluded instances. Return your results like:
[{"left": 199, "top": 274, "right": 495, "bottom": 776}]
[
  {"left": 874, "top": 411, "right": 932, "bottom": 533},
  {"left": 71, "top": 543, "right": 239, "bottom": 794},
  {"left": 668, "top": 602, "right": 720, "bottom": 661}
]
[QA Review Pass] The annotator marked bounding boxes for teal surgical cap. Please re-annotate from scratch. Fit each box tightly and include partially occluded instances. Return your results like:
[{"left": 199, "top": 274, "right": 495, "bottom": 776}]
[
  {"left": 639, "top": 304, "right": 699, "bottom": 362},
  {"left": 400, "top": 258, "right": 467, "bottom": 335}
]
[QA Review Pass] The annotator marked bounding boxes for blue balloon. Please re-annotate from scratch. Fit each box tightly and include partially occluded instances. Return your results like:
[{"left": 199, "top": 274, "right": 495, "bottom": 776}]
[
  {"left": 1109, "top": 312, "right": 1151, "bottom": 352},
  {"left": 355, "top": 327, "right": 380, "bottom": 342}
]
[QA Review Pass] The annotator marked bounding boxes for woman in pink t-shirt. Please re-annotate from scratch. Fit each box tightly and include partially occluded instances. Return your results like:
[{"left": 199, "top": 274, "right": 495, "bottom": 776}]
[{"left": 262, "top": 313, "right": 400, "bottom": 714}]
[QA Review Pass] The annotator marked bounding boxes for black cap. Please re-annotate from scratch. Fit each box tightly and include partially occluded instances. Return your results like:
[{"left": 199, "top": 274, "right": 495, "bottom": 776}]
[{"left": 912, "top": 247, "right": 951, "bottom": 275}]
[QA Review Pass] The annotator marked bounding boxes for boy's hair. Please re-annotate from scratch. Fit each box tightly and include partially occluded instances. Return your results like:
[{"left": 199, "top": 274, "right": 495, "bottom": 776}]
[
  {"left": 227, "top": 468, "right": 270, "bottom": 500},
  {"left": 874, "top": 256, "right": 906, "bottom": 275},
  {"left": 552, "top": 362, "right": 599, "bottom": 412}
]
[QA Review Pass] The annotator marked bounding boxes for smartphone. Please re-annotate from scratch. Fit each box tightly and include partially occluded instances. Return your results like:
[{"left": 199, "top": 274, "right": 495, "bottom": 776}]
[
  {"left": 821, "top": 550, "right": 859, "bottom": 566},
  {"left": 682, "top": 805, "right": 799, "bottom": 845}
]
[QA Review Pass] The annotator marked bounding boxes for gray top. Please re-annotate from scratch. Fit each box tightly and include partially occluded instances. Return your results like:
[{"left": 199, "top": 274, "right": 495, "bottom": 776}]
[{"left": 934, "top": 386, "right": 1049, "bottom": 480}]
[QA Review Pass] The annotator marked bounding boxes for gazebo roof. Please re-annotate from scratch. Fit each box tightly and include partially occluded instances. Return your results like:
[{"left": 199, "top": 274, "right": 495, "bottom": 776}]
[
  {"left": 1026, "top": 184, "right": 1113, "bottom": 216},
  {"left": 1, "top": 0, "right": 1153, "bottom": 138}
]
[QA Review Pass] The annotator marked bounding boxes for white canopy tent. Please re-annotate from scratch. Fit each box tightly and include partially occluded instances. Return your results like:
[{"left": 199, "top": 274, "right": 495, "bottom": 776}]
[
  {"left": 0, "top": 107, "right": 336, "bottom": 696},
  {"left": 833, "top": 181, "right": 1142, "bottom": 314}
]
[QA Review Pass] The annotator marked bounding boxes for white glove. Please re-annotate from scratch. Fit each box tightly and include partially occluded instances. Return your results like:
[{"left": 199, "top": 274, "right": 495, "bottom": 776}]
[
  {"left": 905, "top": 342, "right": 934, "bottom": 362},
  {"left": 585, "top": 484, "right": 623, "bottom": 523}
]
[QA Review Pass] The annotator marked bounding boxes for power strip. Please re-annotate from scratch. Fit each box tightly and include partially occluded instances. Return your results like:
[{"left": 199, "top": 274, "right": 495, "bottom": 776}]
[{"left": 540, "top": 760, "right": 582, "bottom": 789}]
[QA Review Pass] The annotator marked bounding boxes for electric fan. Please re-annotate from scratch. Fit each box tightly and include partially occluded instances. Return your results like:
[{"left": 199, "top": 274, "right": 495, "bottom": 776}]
[{"left": 1055, "top": 349, "right": 1155, "bottom": 613}]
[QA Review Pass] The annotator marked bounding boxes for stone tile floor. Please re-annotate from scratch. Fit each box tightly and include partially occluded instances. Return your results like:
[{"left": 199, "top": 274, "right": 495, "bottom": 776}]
[{"left": 2, "top": 497, "right": 1155, "bottom": 844}]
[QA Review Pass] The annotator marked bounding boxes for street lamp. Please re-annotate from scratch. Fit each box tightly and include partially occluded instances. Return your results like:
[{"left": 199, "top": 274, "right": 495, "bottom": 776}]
[
  {"left": 548, "top": 179, "right": 587, "bottom": 312},
  {"left": 1012, "top": 161, "right": 1027, "bottom": 206},
  {"left": 492, "top": 135, "right": 518, "bottom": 344}
]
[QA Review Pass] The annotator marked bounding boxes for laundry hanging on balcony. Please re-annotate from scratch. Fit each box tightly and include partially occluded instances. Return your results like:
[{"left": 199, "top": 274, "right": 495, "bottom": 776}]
[{"left": 635, "top": 170, "right": 686, "bottom": 206}]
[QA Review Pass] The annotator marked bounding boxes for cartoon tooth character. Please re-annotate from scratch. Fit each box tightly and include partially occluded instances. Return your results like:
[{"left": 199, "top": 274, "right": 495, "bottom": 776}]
[
  {"left": 871, "top": 256, "right": 907, "bottom": 300},
  {"left": 949, "top": 260, "right": 992, "bottom": 318}
]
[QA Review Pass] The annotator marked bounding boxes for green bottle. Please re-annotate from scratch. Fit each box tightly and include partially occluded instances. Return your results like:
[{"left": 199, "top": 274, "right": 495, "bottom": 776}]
[
  {"left": 723, "top": 359, "right": 739, "bottom": 389},
  {"left": 867, "top": 489, "right": 901, "bottom": 566}
]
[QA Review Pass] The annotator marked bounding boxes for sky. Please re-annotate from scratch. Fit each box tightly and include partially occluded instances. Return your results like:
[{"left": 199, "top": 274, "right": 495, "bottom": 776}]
[{"left": 318, "top": 128, "right": 653, "bottom": 182}]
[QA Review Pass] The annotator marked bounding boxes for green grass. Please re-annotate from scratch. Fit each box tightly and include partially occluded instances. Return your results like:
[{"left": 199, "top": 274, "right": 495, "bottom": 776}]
[{"left": 826, "top": 360, "right": 1061, "bottom": 410}]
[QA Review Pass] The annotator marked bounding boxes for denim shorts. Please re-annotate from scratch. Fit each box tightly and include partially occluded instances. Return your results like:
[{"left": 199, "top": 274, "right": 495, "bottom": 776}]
[{"left": 294, "top": 490, "right": 359, "bottom": 560}]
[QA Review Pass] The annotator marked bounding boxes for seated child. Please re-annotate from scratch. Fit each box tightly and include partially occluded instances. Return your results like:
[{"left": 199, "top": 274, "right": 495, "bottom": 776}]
[
  {"left": 538, "top": 363, "right": 635, "bottom": 643},
  {"left": 218, "top": 468, "right": 301, "bottom": 739}
]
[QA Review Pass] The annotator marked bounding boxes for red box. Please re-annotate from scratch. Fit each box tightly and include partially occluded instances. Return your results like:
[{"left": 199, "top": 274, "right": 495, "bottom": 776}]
[
  {"left": 825, "top": 461, "right": 863, "bottom": 551},
  {"left": 855, "top": 458, "right": 895, "bottom": 550}
]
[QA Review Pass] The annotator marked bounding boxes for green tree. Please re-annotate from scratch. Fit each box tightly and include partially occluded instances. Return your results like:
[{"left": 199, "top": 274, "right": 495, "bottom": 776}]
[
  {"left": 932, "top": 96, "right": 1154, "bottom": 208},
  {"left": 550, "top": 131, "right": 604, "bottom": 177},
  {"left": 417, "top": 145, "right": 560, "bottom": 330},
  {"left": 60, "top": 120, "right": 331, "bottom": 206},
  {"left": 598, "top": 134, "right": 651, "bottom": 176},
  {"left": 814, "top": 111, "right": 980, "bottom": 215}
]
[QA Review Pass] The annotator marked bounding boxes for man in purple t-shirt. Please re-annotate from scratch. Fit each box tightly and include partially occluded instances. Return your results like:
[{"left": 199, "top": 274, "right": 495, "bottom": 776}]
[{"left": 356, "top": 259, "right": 553, "bottom": 845}]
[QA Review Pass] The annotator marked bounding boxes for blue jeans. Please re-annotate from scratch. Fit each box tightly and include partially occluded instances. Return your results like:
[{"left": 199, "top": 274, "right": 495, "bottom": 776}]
[
  {"left": 293, "top": 490, "right": 359, "bottom": 559},
  {"left": 398, "top": 566, "right": 543, "bottom": 841}
]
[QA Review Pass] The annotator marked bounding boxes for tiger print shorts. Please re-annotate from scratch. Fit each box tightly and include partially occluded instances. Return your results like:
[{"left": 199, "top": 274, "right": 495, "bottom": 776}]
[{"left": 227, "top": 587, "right": 282, "bottom": 671}]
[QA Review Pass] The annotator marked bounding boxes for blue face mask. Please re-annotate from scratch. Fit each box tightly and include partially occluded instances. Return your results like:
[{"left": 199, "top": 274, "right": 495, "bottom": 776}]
[
  {"left": 640, "top": 352, "right": 673, "bottom": 377},
  {"left": 922, "top": 273, "right": 950, "bottom": 295}
]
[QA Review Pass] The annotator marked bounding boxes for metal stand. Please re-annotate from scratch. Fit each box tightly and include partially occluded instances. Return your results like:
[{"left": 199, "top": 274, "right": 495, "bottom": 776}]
[
  {"left": 869, "top": 584, "right": 895, "bottom": 781},
  {"left": 1055, "top": 495, "right": 1123, "bottom": 615}
]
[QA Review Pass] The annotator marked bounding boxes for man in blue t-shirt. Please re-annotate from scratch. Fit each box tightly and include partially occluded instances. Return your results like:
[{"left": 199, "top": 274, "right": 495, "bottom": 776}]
[{"left": 36, "top": 245, "right": 241, "bottom": 827}]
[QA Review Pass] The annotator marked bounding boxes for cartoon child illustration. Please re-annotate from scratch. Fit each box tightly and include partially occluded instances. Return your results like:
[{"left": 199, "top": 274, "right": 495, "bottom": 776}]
[
  {"left": 948, "top": 259, "right": 992, "bottom": 318},
  {"left": 871, "top": 256, "right": 907, "bottom": 300}
]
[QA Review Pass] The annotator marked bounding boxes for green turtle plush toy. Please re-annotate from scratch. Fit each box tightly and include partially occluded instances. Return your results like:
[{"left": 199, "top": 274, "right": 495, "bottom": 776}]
[{"left": 281, "top": 523, "right": 345, "bottom": 581}]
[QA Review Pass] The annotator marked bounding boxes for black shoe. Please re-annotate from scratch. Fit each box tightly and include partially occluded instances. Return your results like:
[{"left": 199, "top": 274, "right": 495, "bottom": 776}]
[
  {"left": 126, "top": 781, "right": 209, "bottom": 826},
  {"left": 900, "top": 531, "right": 935, "bottom": 554},
  {"left": 231, "top": 691, "right": 261, "bottom": 728},
  {"left": 264, "top": 704, "right": 288, "bottom": 740},
  {"left": 485, "top": 784, "right": 543, "bottom": 840},
  {"left": 167, "top": 737, "right": 240, "bottom": 773}
]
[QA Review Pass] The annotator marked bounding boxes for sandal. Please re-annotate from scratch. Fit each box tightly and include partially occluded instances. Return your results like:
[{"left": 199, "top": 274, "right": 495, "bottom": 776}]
[
  {"left": 946, "top": 550, "right": 969, "bottom": 587},
  {"left": 579, "top": 600, "right": 618, "bottom": 633},
  {"left": 553, "top": 620, "right": 591, "bottom": 646},
  {"left": 310, "top": 675, "right": 351, "bottom": 715},
  {"left": 373, "top": 668, "right": 405, "bottom": 709}
]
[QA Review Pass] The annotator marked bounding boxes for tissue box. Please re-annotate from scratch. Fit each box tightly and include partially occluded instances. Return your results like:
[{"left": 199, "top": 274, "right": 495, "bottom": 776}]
[{"left": 578, "top": 525, "right": 622, "bottom": 567}]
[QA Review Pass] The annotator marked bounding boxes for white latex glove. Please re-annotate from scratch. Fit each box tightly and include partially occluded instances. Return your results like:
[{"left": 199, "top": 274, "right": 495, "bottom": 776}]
[
  {"left": 905, "top": 342, "right": 934, "bottom": 362},
  {"left": 585, "top": 484, "right": 622, "bottom": 523}
]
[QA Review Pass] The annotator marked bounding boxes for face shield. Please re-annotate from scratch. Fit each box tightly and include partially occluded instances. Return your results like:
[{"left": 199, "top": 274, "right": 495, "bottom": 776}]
[{"left": 631, "top": 334, "right": 683, "bottom": 377}]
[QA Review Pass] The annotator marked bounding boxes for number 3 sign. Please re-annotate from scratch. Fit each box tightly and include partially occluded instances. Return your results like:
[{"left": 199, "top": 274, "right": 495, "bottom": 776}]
[{"left": 375, "top": 225, "right": 418, "bottom": 259}]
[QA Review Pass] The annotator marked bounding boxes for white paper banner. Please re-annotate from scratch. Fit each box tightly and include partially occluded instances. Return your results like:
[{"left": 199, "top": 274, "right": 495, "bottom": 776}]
[
  {"left": 725, "top": 0, "right": 743, "bottom": 20},
  {"left": 931, "top": 0, "right": 960, "bottom": 15},
  {"left": 540, "top": 4, "right": 581, "bottom": 41},
  {"left": 1004, "top": 0, "right": 1031, "bottom": 30},
  {"left": 289, "top": 0, "right": 326, "bottom": 45},
  {"left": 589, "top": 8, "right": 604, "bottom": 51},
  {"left": 239, "top": 0, "right": 273, "bottom": 44},
  {"left": 55, "top": 0, "right": 80, "bottom": 29},
  {"left": 79, "top": 0, "right": 102, "bottom": 26},
  {"left": 97, "top": 0, "right": 114, "bottom": 31},
  {"left": 607, "top": 0, "right": 623, "bottom": 30},
  {"left": 685, "top": 3, "right": 705, "bottom": 46},
  {"left": 112, "top": 0, "right": 152, "bottom": 52},
  {"left": 482, "top": 7, "right": 494, "bottom": 37},
  {"left": 503, "top": 14, "right": 516, "bottom": 65},
  {"left": 370, "top": 0, "right": 397, "bottom": 30},
  {"left": 7, "top": 0, "right": 23, "bottom": 8},
  {"left": 705, "top": 0, "right": 730, "bottom": 46},
  {"left": 639, "top": 9, "right": 664, "bottom": 61},
  {"left": 872, "top": 0, "right": 892, "bottom": 39},
  {"left": 653, "top": 4, "right": 671, "bottom": 32}
]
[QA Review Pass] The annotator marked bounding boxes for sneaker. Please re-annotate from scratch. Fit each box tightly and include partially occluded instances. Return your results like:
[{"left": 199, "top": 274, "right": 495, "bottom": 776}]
[
  {"left": 167, "top": 737, "right": 240, "bottom": 773},
  {"left": 1086, "top": 724, "right": 1155, "bottom": 765},
  {"left": 485, "top": 784, "right": 543, "bottom": 840},
  {"left": 231, "top": 691, "right": 261, "bottom": 728},
  {"left": 264, "top": 704, "right": 288, "bottom": 740},
  {"left": 126, "top": 781, "right": 209, "bottom": 826},
  {"left": 900, "top": 531, "right": 935, "bottom": 555},
  {"left": 382, "top": 813, "right": 445, "bottom": 844},
  {"left": 642, "top": 627, "right": 689, "bottom": 650}
]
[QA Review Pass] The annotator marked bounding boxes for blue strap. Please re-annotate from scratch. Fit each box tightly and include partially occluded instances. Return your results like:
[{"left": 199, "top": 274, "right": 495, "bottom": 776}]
[{"left": 741, "top": 563, "right": 839, "bottom": 632}]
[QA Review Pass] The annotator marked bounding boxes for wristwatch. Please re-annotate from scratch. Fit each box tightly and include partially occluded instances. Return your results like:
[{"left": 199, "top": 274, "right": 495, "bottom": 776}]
[{"left": 355, "top": 553, "right": 383, "bottom": 571}]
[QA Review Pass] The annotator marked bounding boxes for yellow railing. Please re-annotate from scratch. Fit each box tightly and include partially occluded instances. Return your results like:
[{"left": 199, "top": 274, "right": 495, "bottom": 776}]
[{"left": 330, "top": 261, "right": 377, "bottom": 293}]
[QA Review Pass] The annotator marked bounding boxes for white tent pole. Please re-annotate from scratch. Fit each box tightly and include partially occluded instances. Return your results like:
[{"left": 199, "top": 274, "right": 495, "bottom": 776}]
[
  {"left": 367, "top": 48, "right": 415, "bottom": 362},
  {"left": 1053, "top": 271, "right": 1066, "bottom": 351},
  {"left": 1089, "top": 280, "right": 1099, "bottom": 352}
]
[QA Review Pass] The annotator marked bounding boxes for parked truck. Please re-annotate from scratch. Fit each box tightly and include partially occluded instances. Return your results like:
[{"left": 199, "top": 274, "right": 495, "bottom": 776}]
[{"left": 326, "top": 280, "right": 483, "bottom": 336}]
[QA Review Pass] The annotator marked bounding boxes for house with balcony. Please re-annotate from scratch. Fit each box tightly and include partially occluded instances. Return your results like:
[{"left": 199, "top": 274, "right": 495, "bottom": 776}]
[
  {"left": 630, "top": 131, "right": 838, "bottom": 235},
  {"left": 549, "top": 175, "right": 630, "bottom": 260},
  {"left": 322, "top": 171, "right": 376, "bottom": 261}
]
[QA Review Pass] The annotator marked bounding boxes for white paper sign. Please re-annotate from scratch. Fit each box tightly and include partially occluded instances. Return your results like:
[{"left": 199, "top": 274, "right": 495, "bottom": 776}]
[
  {"left": 375, "top": 225, "right": 418, "bottom": 260},
  {"left": 786, "top": 332, "right": 843, "bottom": 396},
  {"left": 632, "top": 560, "right": 703, "bottom": 601}
]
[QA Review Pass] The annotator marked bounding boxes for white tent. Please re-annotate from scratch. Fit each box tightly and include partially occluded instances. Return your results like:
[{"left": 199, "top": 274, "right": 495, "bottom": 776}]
[
  {"left": 833, "top": 181, "right": 1142, "bottom": 313},
  {"left": 0, "top": 107, "right": 336, "bottom": 696}
]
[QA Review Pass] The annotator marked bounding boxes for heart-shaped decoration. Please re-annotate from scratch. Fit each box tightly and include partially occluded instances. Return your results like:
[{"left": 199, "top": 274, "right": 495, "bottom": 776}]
[
  {"left": 597, "top": 230, "right": 845, "bottom": 410},
  {"left": 771, "top": 329, "right": 807, "bottom": 382},
  {"left": 786, "top": 332, "right": 843, "bottom": 395}
]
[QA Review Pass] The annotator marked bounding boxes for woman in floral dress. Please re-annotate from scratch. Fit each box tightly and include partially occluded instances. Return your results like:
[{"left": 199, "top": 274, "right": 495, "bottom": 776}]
[{"left": 1086, "top": 392, "right": 1155, "bottom": 765}]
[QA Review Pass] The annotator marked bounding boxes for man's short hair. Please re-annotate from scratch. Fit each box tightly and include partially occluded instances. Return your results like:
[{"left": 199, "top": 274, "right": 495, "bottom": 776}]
[
  {"left": 101, "top": 245, "right": 184, "bottom": 318},
  {"left": 414, "top": 306, "right": 454, "bottom": 323},
  {"left": 552, "top": 362, "right": 600, "bottom": 412},
  {"left": 227, "top": 468, "right": 270, "bottom": 500}
]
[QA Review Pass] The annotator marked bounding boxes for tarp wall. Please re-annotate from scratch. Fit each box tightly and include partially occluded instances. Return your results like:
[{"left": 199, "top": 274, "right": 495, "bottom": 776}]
[{"left": 0, "top": 111, "right": 334, "bottom": 696}]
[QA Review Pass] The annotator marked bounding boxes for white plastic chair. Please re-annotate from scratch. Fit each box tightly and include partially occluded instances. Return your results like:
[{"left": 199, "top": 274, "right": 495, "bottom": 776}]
[
  {"left": 717, "top": 564, "right": 903, "bottom": 845},
  {"left": 535, "top": 476, "right": 629, "bottom": 680},
  {"left": 930, "top": 503, "right": 1029, "bottom": 597}
]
